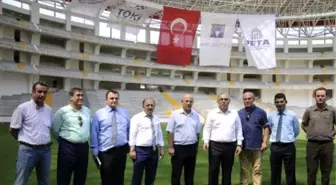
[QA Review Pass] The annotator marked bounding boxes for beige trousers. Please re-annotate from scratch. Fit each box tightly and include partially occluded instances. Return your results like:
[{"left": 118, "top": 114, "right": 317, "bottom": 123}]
[{"left": 239, "top": 149, "right": 263, "bottom": 185}]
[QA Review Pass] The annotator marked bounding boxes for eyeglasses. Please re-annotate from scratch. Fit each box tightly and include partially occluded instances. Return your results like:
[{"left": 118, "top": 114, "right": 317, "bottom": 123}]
[
  {"left": 246, "top": 114, "right": 250, "bottom": 121},
  {"left": 78, "top": 116, "right": 83, "bottom": 127}
]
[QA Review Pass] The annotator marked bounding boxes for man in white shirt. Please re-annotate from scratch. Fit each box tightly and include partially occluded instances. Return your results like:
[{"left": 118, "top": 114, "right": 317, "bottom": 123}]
[
  {"left": 129, "top": 98, "right": 165, "bottom": 185},
  {"left": 203, "top": 93, "right": 243, "bottom": 185}
]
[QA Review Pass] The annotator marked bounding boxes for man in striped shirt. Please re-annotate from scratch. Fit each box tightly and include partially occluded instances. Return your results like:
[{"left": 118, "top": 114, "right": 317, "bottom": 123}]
[
  {"left": 10, "top": 81, "right": 53, "bottom": 185},
  {"left": 51, "top": 87, "right": 91, "bottom": 185}
]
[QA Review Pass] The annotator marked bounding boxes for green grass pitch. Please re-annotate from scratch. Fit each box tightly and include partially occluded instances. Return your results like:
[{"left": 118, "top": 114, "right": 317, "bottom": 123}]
[{"left": 0, "top": 124, "right": 334, "bottom": 185}]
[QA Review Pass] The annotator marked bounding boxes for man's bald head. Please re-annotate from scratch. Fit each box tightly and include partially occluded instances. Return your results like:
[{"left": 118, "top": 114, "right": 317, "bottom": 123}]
[
  {"left": 181, "top": 94, "right": 194, "bottom": 113},
  {"left": 243, "top": 91, "right": 255, "bottom": 108},
  {"left": 182, "top": 94, "right": 193, "bottom": 101}
]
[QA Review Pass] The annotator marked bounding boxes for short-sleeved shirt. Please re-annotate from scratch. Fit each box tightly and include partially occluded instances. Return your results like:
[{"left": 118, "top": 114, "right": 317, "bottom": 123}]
[
  {"left": 302, "top": 104, "right": 336, "bottom": 141},
  {"left": 10, "top": 100, "right": 53, "bottom": 145},
  {"left": 238, "top": 106, "right": 269, "bottom": 150},
  {"left": 51, "top": 105, "right": 91, "bottom": 143},
  {"left": 166, "top": 108, "right": 201, "bottom": 145}
]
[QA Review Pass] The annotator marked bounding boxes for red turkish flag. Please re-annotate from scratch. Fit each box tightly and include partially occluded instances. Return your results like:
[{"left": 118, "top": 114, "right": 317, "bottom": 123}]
[{"left": 157, "top": 6, "right": 200, "bottom": 66}]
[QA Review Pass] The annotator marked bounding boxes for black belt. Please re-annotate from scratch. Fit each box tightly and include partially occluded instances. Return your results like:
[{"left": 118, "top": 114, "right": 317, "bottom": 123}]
[
  {"left": 307, "top": 139, "right": 332, "bottom": 144},
  {"left": 271, "top": 142, "right": 294, "bottom": 146},
  {"left": 20, "top": 141, "right": 52, "bottom": 149}
]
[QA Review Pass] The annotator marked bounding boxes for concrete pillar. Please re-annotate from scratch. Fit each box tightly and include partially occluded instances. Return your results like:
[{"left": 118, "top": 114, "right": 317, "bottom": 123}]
[
  {"left": 30, "top": 3, "right": 40, "bottom": 24},
  {"left": 31, "top": 33, "right": 41, "bottom": 46}
]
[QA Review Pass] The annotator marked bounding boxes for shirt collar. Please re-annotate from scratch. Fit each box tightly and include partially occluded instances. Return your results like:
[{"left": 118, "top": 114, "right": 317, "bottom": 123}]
[
  {"left": 244, "top": 105, "right": 256, "bottom": 113},
  {"left": 140, "top": 111, "right": 155, "bottom": 119},
  {"left": 216, "top": 107, "right": 231, "bottom": 114},
  {"left": 313, "top": 104, "right": 329, "bottom": 111},
  {"left": 105, "top": 105, "right": 118, "bottom": 112},
  {"left": 178, "top": 108, "right": 193, "bottom": 116},
  {"left": 276, "top": 108, "right": 287, "bottom": 115},
  {"left": 69, "top": 104, "right": 83, "bottom": 112},
  {"left": 30, "top": 99, "right": 44, "bottom": 110}
]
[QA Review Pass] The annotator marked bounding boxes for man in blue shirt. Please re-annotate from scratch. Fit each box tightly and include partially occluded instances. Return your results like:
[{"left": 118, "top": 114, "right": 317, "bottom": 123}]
[
  {"left": 238, "top": 91, "right": 270, "bottom": 185},
  {"left": 10, "top": 81, "right": 53, "bottom": 185},
  {"left": 90, "top": 90, "right": 130, "bottom": 185},
  {"left": 166, "top": 94, "right": 201, "bottom": 185},
  {"left": 268, "top": 93, "right": 299, "bottom": 185}
]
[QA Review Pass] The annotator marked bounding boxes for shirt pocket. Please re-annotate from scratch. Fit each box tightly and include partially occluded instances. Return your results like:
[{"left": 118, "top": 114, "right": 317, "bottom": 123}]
[
  {"left": 175, "top": 119, "right": 185, "bottom": 129},
  {"left": 138, "top": 120, "right": 151, "bottom": 132},
  {"left": 99, "top": 118, "right": 112, "bottom": 132},
  {"left": 212, "top": 121, "right": 222, "bottom": 129},
  {"left": 321, "top": 112, "right": 333, "bottom": 124},
  {"left": 116, "top": 115, "right": 128, "bottom": 125},
  {"left": 252, "top": 116, "right": 263, "bottom": 128}
]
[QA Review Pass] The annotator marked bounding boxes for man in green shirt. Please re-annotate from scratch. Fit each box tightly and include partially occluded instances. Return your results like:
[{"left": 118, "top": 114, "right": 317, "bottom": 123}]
[{"left": 51, "top": 87, "right": 91, "bottom": 185}]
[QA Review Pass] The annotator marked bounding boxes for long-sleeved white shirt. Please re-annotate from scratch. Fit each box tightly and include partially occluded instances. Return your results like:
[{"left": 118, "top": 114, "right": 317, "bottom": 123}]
[
  {"left": 129, "top": 111, "right": 164, "bottom": 147},
  {"left": 203, "top": 107, "right": 244, "bottom": 145}
]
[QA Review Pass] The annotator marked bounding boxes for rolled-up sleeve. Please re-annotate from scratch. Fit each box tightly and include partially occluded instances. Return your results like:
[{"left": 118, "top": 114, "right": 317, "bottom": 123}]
[{"left": 10, "top": 107, "right": 23, "bottom": 129}]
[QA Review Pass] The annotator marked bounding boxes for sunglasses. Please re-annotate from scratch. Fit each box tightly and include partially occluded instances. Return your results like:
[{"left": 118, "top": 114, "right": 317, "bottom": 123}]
[
  {"left": 78, "top": 116, "right": 83, "bottom": 127},
  {"left": 246, "top": 114, "right": 250, "bottom": 121}
]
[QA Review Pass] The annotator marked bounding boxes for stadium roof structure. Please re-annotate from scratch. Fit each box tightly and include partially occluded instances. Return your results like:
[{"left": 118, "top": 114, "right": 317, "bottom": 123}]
[
  {"left": 142, "top": 0, "right": 336, "bottom": 18},
  {"left": 20, "top": 0, "right": 336, "bottom": 35},
  {"left": 58, "top": 0, "right": 336, "bottom": 25},
  {"left": 127, "top": 0, "right": 336, "bottom": 29},
  {"left": 58, "top": 0, "right": 336, "bottom": 19}
]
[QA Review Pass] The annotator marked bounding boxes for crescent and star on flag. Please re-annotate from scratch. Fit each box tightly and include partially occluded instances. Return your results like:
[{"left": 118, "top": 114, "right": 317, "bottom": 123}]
[{"left": 170, "top": 18, "right": 187, "bottom": 44}]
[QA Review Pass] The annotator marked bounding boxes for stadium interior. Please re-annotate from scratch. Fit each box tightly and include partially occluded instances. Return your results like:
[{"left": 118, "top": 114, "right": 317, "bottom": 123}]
[
  {"left": 0, "top": 0, "right": 335, "bottom": 124},
  {"left": 0, "top": 0, "right": 335, "bottom": 185}
]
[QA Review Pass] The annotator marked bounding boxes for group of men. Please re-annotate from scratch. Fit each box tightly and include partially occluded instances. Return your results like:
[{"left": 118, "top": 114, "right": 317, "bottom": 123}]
[{"left": 9, "top": 81, "right": 335, "bottom": 185}]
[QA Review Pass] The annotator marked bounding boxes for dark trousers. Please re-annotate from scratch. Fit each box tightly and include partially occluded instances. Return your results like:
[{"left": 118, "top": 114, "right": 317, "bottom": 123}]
[
  {"left": 98, "top": 144, "right": 128, "bottom": 185},
  {"left": 57, "top": 138, "right": 88, "bottom": 185},
  {"left": 131, "top": 146, "right": 159, "bottom": 185},
  {"left": 171, "top": 143, "right": 197, "bottom": 185},
  {"left": 306, "top": 140, "right": 334, "bottom": 185},
  {"left": 270, "top": 142, "right": 296, "bottom": 185},
  {"left": 208, "top": 141, "right": 236, "bottom": 185}
]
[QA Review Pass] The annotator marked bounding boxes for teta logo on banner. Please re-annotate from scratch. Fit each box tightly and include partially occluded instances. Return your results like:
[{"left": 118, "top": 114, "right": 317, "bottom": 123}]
[{"left": 246, "top": 28, "right": 270, "bottom": 49}]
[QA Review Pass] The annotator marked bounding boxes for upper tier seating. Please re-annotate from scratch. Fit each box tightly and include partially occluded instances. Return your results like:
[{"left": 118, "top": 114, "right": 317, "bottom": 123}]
[{"left": 0, "top": 93, "right": 31, "bottom": 117}]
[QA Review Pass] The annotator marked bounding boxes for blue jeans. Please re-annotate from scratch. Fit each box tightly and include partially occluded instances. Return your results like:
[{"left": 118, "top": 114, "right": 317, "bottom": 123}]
[{"left": 14, "top": 144, "right": 51, "bottom": 185}]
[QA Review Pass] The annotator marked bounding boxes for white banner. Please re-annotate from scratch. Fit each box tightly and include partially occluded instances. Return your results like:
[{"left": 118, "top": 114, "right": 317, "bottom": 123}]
[
  {"left": 68, "top": 0, "right": 115, "bottom": 17},
  {"left": 239, "top": 14, "right": 276, "bottom": 69},
  {"left": 199, "top": 12, "right": 236, "bottom": 66},
  {"left": 109, "top": 0, "right": 159, "bottom": 35}
]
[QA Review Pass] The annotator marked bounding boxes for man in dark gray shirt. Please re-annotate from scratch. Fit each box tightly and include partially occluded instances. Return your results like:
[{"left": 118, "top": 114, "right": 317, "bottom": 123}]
[{"left": 301, "top": 87, "right": 335, "bottom": 185}]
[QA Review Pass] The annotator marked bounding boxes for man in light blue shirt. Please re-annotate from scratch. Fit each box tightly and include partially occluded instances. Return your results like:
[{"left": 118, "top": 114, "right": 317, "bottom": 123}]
[
  {"left": 10, "top": 81, "right": 53, "bottom": 185},
  {"left": 166, "top": 94, "right": 201, "bottom": 185},
  {"left": 90, "top": 89, "right": 130, "bottom": 185},
  {"left": 268, "top": 93, "right": 299, "bottom": 185},
  {"left": 51, "top": 87, "right": 91, "bottom": 185}
]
